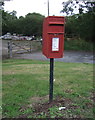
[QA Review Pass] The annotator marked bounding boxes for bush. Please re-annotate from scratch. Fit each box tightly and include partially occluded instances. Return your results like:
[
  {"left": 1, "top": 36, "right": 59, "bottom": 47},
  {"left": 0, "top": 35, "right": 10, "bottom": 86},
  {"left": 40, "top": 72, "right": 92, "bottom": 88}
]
[{"left": 64, "top": 38, "right": 93, "bottom": 51}]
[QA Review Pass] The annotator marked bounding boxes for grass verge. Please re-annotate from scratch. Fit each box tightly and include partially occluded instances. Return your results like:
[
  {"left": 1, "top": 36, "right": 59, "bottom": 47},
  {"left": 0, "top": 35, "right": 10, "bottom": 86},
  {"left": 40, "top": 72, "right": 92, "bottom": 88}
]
[{"left": 2, "top": 59, "right": 94, "bottom": 118}]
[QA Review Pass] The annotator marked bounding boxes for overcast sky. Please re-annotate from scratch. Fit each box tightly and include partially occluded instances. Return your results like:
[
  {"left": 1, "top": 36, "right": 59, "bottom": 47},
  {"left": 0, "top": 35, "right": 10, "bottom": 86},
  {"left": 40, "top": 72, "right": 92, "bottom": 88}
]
[{"left": 4, "top": 0, "right": 68, "bottom": 17}]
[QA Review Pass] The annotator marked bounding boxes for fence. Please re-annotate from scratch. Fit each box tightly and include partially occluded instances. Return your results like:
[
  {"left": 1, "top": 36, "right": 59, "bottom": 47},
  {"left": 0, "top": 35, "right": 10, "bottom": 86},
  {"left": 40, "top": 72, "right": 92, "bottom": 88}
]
[{"left": 7, "top": 40, "right": 42, "bottom": 58}]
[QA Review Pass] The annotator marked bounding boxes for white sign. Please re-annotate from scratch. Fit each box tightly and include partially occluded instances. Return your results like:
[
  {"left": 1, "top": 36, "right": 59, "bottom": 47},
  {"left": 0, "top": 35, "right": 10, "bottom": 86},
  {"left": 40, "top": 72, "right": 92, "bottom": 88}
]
[{"left": 52, "top": 38, "right": 59, "bottom": 51}]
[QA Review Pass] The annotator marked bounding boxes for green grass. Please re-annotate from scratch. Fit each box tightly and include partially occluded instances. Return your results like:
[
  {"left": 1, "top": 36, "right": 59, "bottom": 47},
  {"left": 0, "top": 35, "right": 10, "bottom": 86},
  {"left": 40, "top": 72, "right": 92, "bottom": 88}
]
[{"left": 2, "top": 59, "right": 94, "bottom": 118}]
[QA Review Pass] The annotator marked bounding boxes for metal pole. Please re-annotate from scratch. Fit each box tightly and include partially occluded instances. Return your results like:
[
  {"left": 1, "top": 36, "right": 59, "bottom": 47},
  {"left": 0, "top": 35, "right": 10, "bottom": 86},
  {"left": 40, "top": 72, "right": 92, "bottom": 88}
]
[
  {"left": 49, "top": 58, "right": 54, "bottom": 102},
  {"left": 48, "top": 0, "right": 49, "bottom": 16},
  {"left": 47, "top": 0, "right": 54, "bottom": 103}
]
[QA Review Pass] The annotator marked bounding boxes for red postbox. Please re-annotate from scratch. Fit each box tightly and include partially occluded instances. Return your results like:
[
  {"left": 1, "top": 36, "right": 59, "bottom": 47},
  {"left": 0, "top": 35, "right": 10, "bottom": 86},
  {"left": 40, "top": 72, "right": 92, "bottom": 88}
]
[{"left": 42, "top": 16, "right": 65, "bottom": 58}]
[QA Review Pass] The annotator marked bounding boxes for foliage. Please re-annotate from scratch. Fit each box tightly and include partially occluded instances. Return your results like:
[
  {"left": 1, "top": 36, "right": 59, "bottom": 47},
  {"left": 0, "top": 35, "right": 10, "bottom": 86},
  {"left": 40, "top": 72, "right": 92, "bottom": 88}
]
[
  {"left": 64, "top": 39, "right": 93, "bottom": 51},
  {"left": 2, "top": 10, "right": 17, "bottom": 35},
  {"left": 2, "top": 10, "right": 45, "bottom": 37},
  {"left": 2, "top": 59, "right": 94, "bottom": 118},
  {"left": 17, "top": 13, "right": 44, "bottom": 36},
  {"left": 62, "top": 0, "right": 95, "bottom": 42},
  {"left": 62, "top": 0, "right": 95, "bottom": 15}
]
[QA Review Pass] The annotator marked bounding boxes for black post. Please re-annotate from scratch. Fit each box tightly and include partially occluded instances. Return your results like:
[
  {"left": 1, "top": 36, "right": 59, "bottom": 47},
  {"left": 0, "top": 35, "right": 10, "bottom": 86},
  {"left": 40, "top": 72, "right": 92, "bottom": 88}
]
[{"left": 49, "top": 58, "right": 54, "bottom": 102}]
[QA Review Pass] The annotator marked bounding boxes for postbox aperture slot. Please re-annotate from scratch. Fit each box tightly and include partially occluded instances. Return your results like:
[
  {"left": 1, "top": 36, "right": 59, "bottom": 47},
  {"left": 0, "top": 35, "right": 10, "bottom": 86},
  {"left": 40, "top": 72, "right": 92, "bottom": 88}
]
[
  {"left": 48, "top": 32, "right": 64, "bottom": 34},
  {"left": 49, "top": 22, "right": 64, "bottom": 25},
  {"left": 49, "top": 24, "right": 64, "bottom": 26}
]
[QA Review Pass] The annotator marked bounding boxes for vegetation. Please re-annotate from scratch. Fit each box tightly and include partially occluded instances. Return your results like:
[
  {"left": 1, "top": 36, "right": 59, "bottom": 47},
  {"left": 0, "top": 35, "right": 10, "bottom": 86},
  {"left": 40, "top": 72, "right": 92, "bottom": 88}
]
[
  {"left": 64, "top": 39, "right": 94, "bottom": 51},
  {"left": 2, "top": 11, "right": 44, "bottom": 37},
  {"left": 62, "top": 0, "right": 95, "bottom": 43},
  {"left": 2, "top": 59, "right": 94, "bottom": 118}
]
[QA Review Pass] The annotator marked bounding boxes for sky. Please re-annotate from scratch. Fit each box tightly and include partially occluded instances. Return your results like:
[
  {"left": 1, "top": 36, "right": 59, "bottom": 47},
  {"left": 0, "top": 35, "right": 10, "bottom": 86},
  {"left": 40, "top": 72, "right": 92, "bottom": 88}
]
[{"left": 4, "top": 0, "right": 67, "bottom": 17}]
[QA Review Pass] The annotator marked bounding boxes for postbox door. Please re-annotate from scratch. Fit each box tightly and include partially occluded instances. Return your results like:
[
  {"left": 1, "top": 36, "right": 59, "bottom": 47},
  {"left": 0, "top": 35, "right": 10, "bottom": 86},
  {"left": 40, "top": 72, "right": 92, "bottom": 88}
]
[
  {"left": 42, "top": 16, "right": 65, "bottom": 58},
  {"left": 48, "top": 22, "right": 64, "bottom": 57}
]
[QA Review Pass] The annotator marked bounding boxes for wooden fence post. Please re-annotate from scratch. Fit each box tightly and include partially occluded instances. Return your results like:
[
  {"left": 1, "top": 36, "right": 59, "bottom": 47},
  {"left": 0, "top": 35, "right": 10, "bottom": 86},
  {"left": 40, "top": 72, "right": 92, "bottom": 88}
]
[
  {"left": 8, "top": 41, "right": 12, "bottom": 58},
  {"left": 30, "top": 41, "right": 32, "bottom": 53}
]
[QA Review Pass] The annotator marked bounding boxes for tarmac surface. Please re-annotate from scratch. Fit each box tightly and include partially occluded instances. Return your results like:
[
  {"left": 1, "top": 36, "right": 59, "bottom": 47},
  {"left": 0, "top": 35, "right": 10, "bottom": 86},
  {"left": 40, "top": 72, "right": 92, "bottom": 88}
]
[
  {"left": 13, "top": 51, "right": 94, "bottom": 64},
  {"left": 2, "top": 40, "right": 94, "bottom": 64}
]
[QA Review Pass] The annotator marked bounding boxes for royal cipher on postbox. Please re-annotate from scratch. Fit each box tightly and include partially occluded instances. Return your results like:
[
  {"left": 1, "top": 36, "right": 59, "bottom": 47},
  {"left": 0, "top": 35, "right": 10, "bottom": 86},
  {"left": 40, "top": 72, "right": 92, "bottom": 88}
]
[{"left": 42, "top": 16, "right": 65, "bottom": 58}]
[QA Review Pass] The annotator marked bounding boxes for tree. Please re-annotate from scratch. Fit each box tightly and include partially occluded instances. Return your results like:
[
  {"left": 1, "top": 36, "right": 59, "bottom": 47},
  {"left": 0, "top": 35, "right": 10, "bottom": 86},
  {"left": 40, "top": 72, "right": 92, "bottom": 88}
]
[
  {"left": 19, "top": 12, "right": 45, "bottom": 36},
  {"left": 2, "top": 10, "right": 18, "bottom": 34},
  {"left": 61, "top": 0, "right": 95, "bottom": 42},
  {"left": 61, "top": 0, "right": 95, "bottom": 15},
  {"left": 0, "top": 0, "right": 12, "bottom": 6},
  {"left": 2, "top": 10, "right": 45, "bottom": 37}
]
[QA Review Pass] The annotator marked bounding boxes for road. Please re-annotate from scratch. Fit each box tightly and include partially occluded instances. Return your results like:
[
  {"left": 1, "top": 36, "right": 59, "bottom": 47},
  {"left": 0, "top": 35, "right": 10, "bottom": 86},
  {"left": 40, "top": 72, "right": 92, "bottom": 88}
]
[
  {"left": 2, "top": 40, "right": 94, "bottom": 64},
  {"left": 13, "top": 51, "right": 94, "bottom": 64}
]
